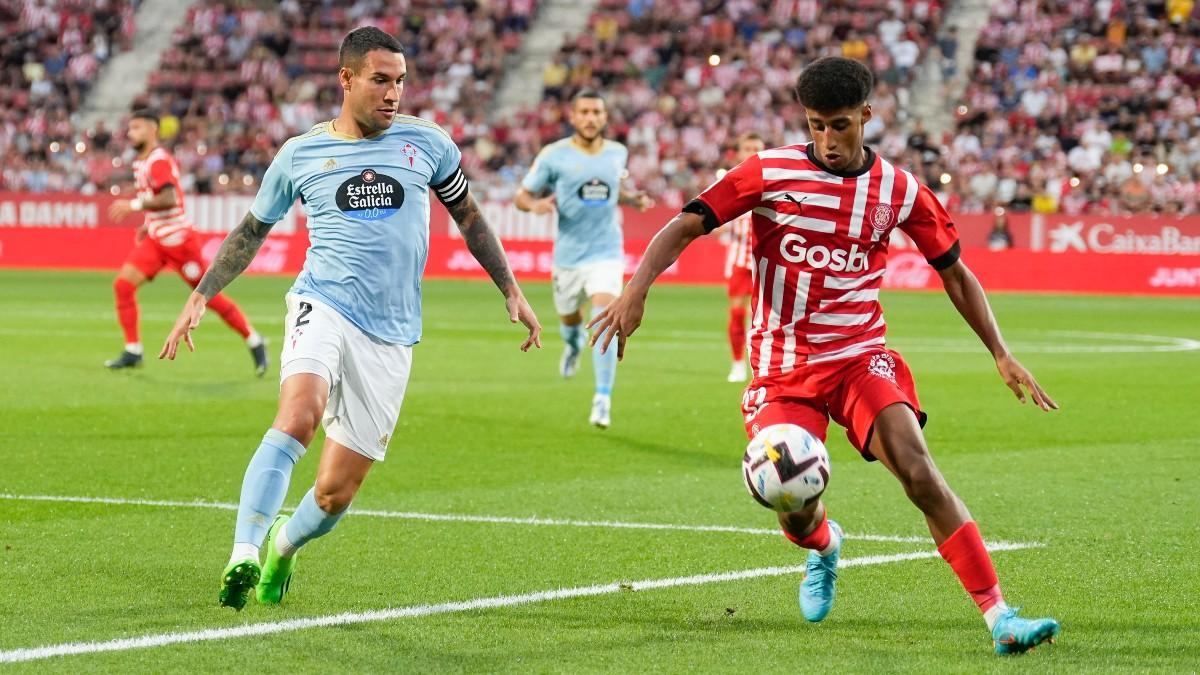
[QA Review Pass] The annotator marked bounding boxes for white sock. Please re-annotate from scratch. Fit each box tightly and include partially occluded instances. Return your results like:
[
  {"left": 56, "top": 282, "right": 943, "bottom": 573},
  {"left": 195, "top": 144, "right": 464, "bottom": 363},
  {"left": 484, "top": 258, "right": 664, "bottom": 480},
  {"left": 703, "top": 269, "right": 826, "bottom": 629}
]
[
  {"left": 125, "top": 342, "right": 143, "bottom": 355},
  {"left": 274, "top": 522, "right": 299, "bottom": 558},
  {"left": 245, "top": 330, "right": 263, "bottom": 348},
  {"left": 984, "top": 601, "right": 1011, "bottom": 631},
  {"left": 229, "top": 542, "right": 259, "bottom": 564},
  {"left": 818, "top": 525, "right": 841, "bottom": 557}
]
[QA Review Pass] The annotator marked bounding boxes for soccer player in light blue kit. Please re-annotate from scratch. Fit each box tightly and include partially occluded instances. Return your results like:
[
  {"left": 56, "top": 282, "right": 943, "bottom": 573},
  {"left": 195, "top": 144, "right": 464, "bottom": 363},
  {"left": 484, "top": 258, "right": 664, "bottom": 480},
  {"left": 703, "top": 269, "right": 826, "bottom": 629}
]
[
  {"left": 160, "top": 27, "right": 542, "bottom": 610},
  {"left": 515, "top": 90, "right": 652, "bottom": 428}
]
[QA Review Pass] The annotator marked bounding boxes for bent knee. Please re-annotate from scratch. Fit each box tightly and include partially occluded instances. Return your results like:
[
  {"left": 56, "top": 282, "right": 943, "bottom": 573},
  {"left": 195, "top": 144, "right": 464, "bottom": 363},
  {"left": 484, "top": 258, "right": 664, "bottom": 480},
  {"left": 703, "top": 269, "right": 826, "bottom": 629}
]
[
  {"left": 272, "top": 407, "right": 321, "bottom": 446},
  {"left": 898, "top": 463, "right": 951, "bottom": 508},
  {"left": 314, "top": 485, "right": 353, "bottom": 515}
]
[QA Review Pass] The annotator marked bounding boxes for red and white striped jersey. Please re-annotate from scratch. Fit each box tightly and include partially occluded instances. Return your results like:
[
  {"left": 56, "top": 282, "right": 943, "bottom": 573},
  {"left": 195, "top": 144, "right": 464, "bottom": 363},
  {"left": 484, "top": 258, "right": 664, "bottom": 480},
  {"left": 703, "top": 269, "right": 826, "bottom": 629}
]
[
  {"left": 134, "top": 147, "right": 191, "bottom": 246},
  {"left": 694, "top": 143, "right": 959, "bottom": 379},
  {"left": 723, "top": 211, "right": 754, "bottom": 278}
]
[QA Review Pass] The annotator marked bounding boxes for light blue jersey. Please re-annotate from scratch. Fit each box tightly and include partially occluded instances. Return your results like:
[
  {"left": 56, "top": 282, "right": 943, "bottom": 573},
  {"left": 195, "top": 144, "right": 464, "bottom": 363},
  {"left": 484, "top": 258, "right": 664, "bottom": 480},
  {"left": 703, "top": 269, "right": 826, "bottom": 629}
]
[
  {"left": 522, "top": 138, "right": 628, "bottom": 267},
  {"left": 250, "top": 118, "right": 462, "bottom": 345}
]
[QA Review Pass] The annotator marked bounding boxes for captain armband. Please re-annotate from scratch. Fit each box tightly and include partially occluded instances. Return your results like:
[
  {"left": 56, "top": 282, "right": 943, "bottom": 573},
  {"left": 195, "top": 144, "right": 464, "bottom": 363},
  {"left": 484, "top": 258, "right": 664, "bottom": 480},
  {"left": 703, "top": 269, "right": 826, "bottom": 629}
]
[{"left": 432, "top": 167, "right": 470, "bottom": 207}]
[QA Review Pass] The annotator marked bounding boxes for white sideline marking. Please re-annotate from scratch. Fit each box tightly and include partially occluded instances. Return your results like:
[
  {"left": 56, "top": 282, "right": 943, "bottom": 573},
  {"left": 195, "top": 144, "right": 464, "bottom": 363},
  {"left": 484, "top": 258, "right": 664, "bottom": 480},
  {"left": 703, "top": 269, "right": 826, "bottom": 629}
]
[
  {"left": 1, "top": 318, "right": 1197, "bottom": 354},
  {"left": 0, "top": 543, "right": 1039, "bottom": 664},
  {"left": 0, "top": 493, "right": 949, "bottom": 544}
]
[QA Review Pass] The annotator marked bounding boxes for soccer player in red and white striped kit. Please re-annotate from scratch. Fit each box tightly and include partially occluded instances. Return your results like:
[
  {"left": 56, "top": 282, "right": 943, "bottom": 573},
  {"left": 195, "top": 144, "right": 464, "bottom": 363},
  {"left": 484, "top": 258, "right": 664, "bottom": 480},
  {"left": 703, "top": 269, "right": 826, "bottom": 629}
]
[
  {"left": 591, "top": 57, "right": 1061, "bottom": 654},
  {"left": 717, "top": 132, "right": 765, "bottom": 383},
  {"left": 105, "top": 109, "right": 267, "bottom": 375}
]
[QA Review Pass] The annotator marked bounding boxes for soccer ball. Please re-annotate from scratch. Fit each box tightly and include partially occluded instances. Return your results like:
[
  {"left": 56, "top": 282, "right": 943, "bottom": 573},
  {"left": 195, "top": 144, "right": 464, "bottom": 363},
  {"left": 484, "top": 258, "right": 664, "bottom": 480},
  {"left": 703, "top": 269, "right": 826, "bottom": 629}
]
[{"left": 741, "top": 424, "right": 830, "bottom": 512}]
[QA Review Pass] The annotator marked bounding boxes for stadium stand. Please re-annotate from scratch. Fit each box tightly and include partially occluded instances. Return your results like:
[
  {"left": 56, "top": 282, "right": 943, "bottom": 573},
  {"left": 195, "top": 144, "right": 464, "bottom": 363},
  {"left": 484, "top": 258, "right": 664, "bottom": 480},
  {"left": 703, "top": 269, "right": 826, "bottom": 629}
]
[
  {"left": 3, "top": 0, "right": 538, "bottom": 197},
  {"left": 0, "top": 0, "right": 137, "bottom": 193},
  {"left": 8, "top": 0, "right": 1200, "bottom": 216},
  {"left": 522, "top": 0, "right": 944, "bottom": 208},
  {"left": 945, "top": 0, "right": 1200, "bottom": 215}
]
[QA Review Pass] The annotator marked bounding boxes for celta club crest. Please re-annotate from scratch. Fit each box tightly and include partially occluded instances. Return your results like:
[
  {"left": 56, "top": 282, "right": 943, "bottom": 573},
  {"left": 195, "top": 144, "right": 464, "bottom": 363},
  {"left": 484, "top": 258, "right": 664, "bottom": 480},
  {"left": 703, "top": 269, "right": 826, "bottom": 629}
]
[
  {"left": 868, "top": 352, "right": 896, "bottom": 381},
  {"left": 871, "top": 203, "right": 895, "bottom": 231},
  {"left": 362, "top": 169, "right": 376, "bottom": 183},
  {"left": 401, "top": 143, "right": 418, "bottom": 167}
]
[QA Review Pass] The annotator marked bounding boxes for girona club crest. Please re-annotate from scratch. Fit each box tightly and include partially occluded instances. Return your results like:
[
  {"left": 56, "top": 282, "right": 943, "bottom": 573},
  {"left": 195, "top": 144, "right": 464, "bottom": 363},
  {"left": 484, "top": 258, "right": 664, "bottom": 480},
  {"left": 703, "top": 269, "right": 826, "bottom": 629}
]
[
  {"left": 868, "top": 352, "right": 897, "bottom": 381},
  {"left": 871, "top": 203, "right": 895, "bottom": 231}
]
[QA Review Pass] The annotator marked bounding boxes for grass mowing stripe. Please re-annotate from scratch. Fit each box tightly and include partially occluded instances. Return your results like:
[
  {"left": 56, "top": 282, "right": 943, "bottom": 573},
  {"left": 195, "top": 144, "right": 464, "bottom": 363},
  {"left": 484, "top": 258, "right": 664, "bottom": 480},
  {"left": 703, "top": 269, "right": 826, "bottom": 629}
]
[
  {"left": 0, "top": 493, "right": 947, "bottom": 544},
  {"left": 0, "top": 544, "right": 1039, "bottom": 664}
]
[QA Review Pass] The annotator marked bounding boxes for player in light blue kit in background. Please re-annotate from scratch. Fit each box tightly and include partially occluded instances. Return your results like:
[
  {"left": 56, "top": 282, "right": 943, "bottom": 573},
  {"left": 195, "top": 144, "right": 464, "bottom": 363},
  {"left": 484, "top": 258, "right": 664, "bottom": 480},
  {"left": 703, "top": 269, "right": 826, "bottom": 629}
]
[
  {"left": 515, "top": 90, "right": 652, "bottom": 429},
  {"left": 160, "top": 27, "right": 542, "bottom": 610}
]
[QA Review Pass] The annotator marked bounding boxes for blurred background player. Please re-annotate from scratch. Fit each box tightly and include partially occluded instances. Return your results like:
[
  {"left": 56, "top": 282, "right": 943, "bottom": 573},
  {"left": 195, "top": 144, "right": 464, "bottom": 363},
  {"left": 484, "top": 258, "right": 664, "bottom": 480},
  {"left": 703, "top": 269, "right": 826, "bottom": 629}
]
[
  {"left": 592, "top": 57, "right": 1061, "bottom": 655},
  {"left": 160, "top": 27, "right": 541, "bottom": 611},
  {"left": 716, "top": 132, "right": 767, "bottom": 383},
  {"left": 514, "top": 90, "right": 652, "bottom": 429},
  {"left": 105, "top": 109, "right": 267, "bottom": 375}
]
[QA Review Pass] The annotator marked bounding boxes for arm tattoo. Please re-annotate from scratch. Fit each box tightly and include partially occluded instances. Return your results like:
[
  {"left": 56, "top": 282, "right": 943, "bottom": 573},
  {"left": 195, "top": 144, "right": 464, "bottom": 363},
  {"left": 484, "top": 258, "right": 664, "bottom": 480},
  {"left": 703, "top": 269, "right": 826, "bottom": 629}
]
[
  {"left": 447, "top": 194, "right": 515, "bottom": 293},
  {"left": 195, "top": 212, "right": 275, "bottom": 300}
]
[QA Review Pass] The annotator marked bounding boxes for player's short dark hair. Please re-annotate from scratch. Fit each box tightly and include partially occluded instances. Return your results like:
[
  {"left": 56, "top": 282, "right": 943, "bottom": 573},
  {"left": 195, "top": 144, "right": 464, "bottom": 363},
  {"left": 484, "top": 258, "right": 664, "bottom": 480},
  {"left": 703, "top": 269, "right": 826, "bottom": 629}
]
[
  {"left": 130, "top": 108, "right": 159, "bottom": 125},
  {"left": 794, "top": 57, "right": 874, "bottom": 112},
  {"left": 737, "top": 132, "right": 764, "bottom": 145},
  {"left": 572, "top": 89, "right": 605, "bottom": 105},
  {"left": 339, "top": 26, "right": 405, "bottom": 71}
]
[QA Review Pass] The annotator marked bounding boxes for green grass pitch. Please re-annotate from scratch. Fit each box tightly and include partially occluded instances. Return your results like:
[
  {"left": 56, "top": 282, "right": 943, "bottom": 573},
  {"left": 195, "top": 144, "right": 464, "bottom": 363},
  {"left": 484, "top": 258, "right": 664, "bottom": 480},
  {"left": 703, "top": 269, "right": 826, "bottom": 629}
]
[{"left": 1, "top": 268, "right": 1197, "bottom": 672}]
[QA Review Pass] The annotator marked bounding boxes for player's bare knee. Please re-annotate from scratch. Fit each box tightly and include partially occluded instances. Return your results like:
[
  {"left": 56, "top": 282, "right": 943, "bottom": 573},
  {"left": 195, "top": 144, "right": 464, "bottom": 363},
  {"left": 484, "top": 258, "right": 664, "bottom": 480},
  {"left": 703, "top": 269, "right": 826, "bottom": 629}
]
[
  {"left": 271, "top": 407, "right": 320, "bottom": 446},
  {"left": 313, "top": 484, "right": 352, "bottom": 514},
  {"left": 899, "top": 462, "right": 951, "bottom": 511}
]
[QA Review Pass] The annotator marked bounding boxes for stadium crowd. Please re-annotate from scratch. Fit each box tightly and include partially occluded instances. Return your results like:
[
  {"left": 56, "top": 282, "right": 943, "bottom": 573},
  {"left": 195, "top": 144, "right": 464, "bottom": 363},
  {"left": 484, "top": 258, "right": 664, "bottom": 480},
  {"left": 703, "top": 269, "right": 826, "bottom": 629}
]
[
  {"left": 942, "top": 0, "right": 1200, "bottom": 215},
  {"left": 0, "top": 0, "right": 539, "bottom": 197},
  {"left": 2, "top": 0, "right": 1199, "bottom": 217},
  {"left": 0, "top": 0, "right": 136, "bottom": 193}
]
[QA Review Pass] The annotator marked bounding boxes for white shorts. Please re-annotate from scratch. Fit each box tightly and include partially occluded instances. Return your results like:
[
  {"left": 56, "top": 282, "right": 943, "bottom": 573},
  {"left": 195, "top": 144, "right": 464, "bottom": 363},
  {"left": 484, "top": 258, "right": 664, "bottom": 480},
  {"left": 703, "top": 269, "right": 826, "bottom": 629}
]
[
  {"left": 279, "top": 293, "right": 411, "bottom": 461},
  {"left": 551, "top": 259, "right": 624, "bottom": 315}
]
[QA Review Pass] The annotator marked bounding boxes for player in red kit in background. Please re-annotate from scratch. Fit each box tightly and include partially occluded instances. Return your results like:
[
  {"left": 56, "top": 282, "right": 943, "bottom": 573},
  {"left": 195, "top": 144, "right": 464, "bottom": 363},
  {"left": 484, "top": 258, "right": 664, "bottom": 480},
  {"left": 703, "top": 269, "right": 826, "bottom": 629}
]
[
  {"left": 105, "top": 109, "right": 268, "bottom": 375},
  {"left": 591, "top": 57, "right": 1061, "bottom": 654},
  {"left": 717, "top": 132, "right": 766, "bottom": 382}
]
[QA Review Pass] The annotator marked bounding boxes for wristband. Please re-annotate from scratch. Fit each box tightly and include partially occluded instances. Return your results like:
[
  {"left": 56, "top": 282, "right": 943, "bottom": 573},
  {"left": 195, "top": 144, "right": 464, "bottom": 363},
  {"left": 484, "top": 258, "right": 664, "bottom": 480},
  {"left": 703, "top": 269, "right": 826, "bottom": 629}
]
[{"left": 130, "top": 198, "right": 144, "bottom": 212}]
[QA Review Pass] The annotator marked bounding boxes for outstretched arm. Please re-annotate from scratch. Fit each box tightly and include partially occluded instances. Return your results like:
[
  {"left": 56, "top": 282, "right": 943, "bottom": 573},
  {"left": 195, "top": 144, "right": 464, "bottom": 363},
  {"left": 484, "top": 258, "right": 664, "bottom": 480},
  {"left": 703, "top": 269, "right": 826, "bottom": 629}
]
[
  {"left": 107, "top": 185, "right": 180, "bottom": 221},
  {"left": 937, "top": 259, "right": 1058, "bottom": 411},
  {"left": 587, "top": 211, "right": 707, "bottom": 359},
  {"left": 159, "top": 212, "right": 275, "bottom": 359},
  {"left": 446, "top": 193, "right": 542, "bottom": 351}
]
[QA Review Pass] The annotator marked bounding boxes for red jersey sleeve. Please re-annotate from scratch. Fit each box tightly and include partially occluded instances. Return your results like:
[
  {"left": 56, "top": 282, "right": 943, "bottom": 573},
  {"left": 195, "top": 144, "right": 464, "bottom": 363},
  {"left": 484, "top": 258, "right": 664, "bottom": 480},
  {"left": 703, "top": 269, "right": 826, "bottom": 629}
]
[
  {"left": 899, "top": 183, "right": 960, "bottom": 269},
  {"left": 146, "top": 157, "right": 176, "bottom": 193},
  {"left": 693, "top": 154, "right": 764, "bottom": 227}
]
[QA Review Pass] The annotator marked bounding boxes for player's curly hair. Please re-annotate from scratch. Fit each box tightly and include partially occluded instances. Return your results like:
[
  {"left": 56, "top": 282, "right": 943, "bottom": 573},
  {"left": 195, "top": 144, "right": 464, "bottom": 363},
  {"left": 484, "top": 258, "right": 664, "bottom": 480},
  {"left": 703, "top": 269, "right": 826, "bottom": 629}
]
[
  {"left": 339, "top": 27, "right": 405, "bottom": 71},
  {"left": 794, "top": 57, "right": 874, "bottom": 111}
]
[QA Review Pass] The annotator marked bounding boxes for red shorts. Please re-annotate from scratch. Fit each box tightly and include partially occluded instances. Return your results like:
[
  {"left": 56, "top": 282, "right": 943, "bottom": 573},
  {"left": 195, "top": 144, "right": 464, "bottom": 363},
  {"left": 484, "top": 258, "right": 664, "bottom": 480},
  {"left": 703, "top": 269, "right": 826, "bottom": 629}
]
[
  {"left": 740, "top": 348, "right": 927, "bottom": 461},
  {"left": 125, "top": 231, "right": 206, "bottom": 285},
  {"left": 727, "top": 266, "right": 753, "bottom": 298}
]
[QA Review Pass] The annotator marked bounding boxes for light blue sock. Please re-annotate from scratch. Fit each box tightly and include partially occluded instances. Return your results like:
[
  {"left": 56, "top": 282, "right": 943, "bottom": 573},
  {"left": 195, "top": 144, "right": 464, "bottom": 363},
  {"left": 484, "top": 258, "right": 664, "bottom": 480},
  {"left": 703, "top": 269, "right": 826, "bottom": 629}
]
[
  {"left": 560, "top": 322, "right": 584, "bottom": 354},
  {"left": 280, "top": 487, "right": 348, "bottom": 553},
  {"left": 233, "top": 429, "right": 306, "bottom": 547},
  {"left": 592, "top": 307, "right": 616, "bottom": 396}
]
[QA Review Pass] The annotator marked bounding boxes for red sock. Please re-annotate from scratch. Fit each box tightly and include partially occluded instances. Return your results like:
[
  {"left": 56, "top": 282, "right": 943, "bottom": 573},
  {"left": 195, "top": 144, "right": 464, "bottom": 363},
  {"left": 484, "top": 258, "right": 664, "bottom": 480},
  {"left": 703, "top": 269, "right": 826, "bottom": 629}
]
[
  {"left": 206, "top": 293, "right": 252, "bottom": 339},
  {"left": 728, "top": 305, "right": 747, "bottom": 360},
  {"left": 783, "top": 513, "right": 832, "bottom": 551},
  {"left": 113, "top": 278, "right": 139, "bottom": 344},
  {"left": 938, "top": 521, "right": 1005, "bottom": 613}
]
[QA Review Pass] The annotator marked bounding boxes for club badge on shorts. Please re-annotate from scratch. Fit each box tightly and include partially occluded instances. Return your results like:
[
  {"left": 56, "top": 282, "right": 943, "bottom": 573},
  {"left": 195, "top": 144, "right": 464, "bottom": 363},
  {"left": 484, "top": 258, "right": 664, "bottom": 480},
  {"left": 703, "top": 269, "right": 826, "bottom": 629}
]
[{"left": 868, "top": 352, "right": 897, "bottom": 381}]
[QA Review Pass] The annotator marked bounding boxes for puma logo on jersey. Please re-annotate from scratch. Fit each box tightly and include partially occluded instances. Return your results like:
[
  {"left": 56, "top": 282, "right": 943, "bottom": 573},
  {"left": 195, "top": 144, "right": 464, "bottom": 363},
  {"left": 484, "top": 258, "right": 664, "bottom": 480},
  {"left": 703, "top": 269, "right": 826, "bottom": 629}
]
[
  {"left": 784, "top": 194, "right": 807, "bottom": 211},
  {"left": 779, "top": 233, "right": 869, "bottom": 272}
]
